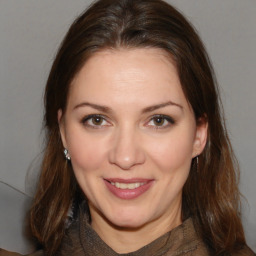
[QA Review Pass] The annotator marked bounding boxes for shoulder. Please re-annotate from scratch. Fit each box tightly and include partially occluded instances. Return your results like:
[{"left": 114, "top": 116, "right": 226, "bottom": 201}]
[
  {"left": 184, "top": 245, "right": 256, "bottom": 256},
  {"left": 166, "top": 244, "right": 256, "bottom": 256},
  {"left": 163, "top": 218, "right": 211, "bottom": 256},
  {"left": 177, "top": 241, "right": 210, "bottom": 256},
  {"left": 56, "top": 218, "right": 84, "bottom": 256},
  {"left": 163, "top": 217, "right": 255, "bottom": 256}
]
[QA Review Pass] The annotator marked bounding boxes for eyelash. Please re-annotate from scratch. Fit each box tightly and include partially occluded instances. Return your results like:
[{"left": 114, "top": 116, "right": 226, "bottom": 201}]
[
  {"left": 147, "top": 115, "right": 175, "bottom": 129},
  {"left": 81, "top": 114, "right": 175, "bottom": 129},
  {"left": 81, "top": 114, "right": 109, "bottom": 129}
]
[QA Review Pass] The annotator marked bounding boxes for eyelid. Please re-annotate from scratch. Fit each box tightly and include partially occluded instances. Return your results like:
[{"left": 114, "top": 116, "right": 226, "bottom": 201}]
[
  {"left": 146, "top": 114, "right": 175, "bottom": 129},
  {"left": 81, "top": 113, "right": 175, "bottom": 129},
  {"left": 81, "top": 114, "right": 111, "bottom": 128}
]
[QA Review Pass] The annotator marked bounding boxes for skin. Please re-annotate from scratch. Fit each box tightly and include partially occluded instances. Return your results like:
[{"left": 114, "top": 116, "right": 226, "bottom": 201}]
[{"left": 59, "top": 48, "right": 208, "bottom": 253}]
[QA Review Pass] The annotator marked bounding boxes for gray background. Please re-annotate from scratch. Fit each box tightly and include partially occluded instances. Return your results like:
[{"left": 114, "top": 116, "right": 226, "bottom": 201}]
[{"left": 0, "top": 0, "right": 255, "bottom": 254}]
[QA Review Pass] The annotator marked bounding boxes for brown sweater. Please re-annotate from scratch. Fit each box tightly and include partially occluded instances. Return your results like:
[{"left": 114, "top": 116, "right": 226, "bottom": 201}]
[
  {"left": 56, "top": 214, "right": 209, "bottom": 255},
  {"left": 55, "top": 206, "right": 255, "bottom": 256},
  {"left": 1, "top": 204, "right": 255, "bottom": 256}
]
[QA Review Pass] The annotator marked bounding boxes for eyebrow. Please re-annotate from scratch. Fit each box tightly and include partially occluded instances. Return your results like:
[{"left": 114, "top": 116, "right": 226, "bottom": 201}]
[
  {"left": 73, "top": 101, "right": 182, "bottom": 113},
  {"left": 74, "top": 102, "right": 112, "bottom": 113},
  {"left": 142, "top": 101, "right": 183, "bottom": 113}
]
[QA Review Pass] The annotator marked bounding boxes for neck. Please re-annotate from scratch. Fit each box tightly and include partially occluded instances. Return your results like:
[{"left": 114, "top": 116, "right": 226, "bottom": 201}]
[{"left": 89, "top": 203, "right": 182, "bottom": 254}]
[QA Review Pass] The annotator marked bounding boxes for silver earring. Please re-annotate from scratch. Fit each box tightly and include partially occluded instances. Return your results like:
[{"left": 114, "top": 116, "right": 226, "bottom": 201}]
[{"left": 64, "top": 148, "right": 71, "bottom": 161}]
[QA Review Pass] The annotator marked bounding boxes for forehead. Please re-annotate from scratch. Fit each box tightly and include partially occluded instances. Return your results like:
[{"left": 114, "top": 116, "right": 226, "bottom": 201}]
[{"left": 68, "top": 48, "right": 188, "bottom": 109}]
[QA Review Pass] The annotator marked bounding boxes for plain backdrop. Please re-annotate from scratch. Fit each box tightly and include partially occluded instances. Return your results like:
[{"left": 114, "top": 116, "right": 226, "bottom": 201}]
[{"left": 0, "top": 0, "right": 255, "bottom": 253}]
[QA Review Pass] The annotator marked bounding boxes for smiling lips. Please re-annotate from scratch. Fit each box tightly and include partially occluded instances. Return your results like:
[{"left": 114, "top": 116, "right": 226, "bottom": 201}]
[
  {"left": 104, "top": 178, "right": 153, "bottom": 200},
  {"left": 110, "top": 181, "right": 146, "bottom": 189}
]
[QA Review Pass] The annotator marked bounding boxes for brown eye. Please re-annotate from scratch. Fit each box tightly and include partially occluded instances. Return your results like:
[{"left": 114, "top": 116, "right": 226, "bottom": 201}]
[
  {"left": 147, "top": 115, "right": 175, "bottom": 129},
  {"left": 153, "top": 117, "right": 165, "bottom": 126},
  {"left": 82, "top": 114, "right": 110, "bottom": 128},
  {"left": 92, "top": 116, "right": 104, "bottom": 125}
]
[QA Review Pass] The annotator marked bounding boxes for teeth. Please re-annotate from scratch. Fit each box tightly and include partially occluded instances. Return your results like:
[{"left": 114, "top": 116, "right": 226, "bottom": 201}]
[{"left": 110, "top": 182, "right": 145, "bottom": 189}]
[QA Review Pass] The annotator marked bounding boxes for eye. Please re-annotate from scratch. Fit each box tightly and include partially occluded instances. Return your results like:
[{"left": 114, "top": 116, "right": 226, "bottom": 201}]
[
  {"left": 82, "top": 114, "right": 110, "bottom": 128},
  {"left": 147, "top": 115, "right": 175, "bottom": 129}
]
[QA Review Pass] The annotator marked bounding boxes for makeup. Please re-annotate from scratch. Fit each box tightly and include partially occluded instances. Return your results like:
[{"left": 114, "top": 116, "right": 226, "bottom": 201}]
[{"left": 104, "top": 178, "right": 154, "bottom": 200}]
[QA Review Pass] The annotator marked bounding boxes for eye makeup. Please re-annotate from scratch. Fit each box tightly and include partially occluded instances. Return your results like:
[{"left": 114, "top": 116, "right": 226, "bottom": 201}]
[{"left": 81, "top": 114, "right": 111, "bottom": 129}]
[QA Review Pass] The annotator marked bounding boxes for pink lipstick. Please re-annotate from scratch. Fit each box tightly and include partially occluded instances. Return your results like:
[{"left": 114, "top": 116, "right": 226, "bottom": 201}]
[{"left": 104, "top": 178, "right": 153, "bottom": 200}]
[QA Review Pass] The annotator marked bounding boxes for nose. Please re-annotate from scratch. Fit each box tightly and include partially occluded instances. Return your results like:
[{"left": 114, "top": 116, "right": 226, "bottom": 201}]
[{"left": 108, "top": 127, "right": 145, "bottom": 170}]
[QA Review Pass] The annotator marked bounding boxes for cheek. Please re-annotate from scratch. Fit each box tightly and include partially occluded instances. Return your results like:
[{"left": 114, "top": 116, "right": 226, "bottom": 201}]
[
  {"left": 147, "top": 131, "right": 195, "bottom": 172},
  {"left": 66, "top": 130, "right": 108, "bottom": 173}
]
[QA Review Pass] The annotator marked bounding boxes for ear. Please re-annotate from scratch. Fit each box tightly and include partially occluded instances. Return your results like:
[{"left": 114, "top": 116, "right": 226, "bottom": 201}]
[
  {"left": 58, "top": 109, "right": 67, "bottom": 148},
  {"left": 192, "top": 117, "right": 208, "bottom": 157}
]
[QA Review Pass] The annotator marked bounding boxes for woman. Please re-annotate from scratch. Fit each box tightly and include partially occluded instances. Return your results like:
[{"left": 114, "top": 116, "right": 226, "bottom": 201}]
[{"left": 1, "top": 0, "right": 255, "bottom": 255}]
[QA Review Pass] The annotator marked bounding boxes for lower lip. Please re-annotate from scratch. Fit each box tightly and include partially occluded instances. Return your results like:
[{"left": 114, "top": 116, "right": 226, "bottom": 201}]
[{"left": 104, "top": 180, "right": 153, "bottom": 200}]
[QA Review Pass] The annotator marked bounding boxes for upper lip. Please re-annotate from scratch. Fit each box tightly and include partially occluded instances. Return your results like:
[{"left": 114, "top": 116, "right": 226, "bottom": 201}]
[{"left": 104, "top": 178, "right": 153, "bottom": 183}]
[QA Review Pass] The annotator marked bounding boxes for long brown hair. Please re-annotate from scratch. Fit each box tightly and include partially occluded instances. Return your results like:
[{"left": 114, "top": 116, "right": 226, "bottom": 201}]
[{"left": 30, "top": 0, "right": 246, "bottom": 255}]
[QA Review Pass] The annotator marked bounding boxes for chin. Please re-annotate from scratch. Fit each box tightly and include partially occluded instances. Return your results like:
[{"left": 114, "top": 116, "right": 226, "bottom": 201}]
[
  {"left": 106, "top": 209, "right": 150, "bottom": 229},
  {"left": 111, "top": 218, "right": 147, "bottom": 229}
]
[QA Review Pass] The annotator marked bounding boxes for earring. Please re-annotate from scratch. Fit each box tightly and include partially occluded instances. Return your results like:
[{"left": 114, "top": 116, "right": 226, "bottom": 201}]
[
  {"left": 196, "top": 155, "right": 199, "bottom": 173},
  {"left": 64, "top": 148, "right": 71, "bottom": 161}
]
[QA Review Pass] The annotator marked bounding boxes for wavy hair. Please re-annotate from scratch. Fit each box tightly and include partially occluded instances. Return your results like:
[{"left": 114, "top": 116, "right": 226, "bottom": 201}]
[{"left": 30, "top": 0, "right": 246, "bottom": 255}]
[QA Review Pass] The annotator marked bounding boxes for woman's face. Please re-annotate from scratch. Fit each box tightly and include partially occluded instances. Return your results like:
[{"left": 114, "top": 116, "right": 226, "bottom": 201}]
[{"left": 59, "top": 48, "right": 207, "bottom": 231}]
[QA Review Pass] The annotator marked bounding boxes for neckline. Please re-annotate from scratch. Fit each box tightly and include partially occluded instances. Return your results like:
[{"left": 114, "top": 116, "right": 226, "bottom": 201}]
[{"left": 78, "top": 203, "right": 199, "bottom": 256}]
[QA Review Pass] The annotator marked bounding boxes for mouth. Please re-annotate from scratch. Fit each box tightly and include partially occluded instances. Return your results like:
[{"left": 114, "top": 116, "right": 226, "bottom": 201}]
[
  {"left": 109, "top": 181, "right": 146, "bottom": 190},
  {"left": 103, "top": 178, "right": 153, "bottom": 200}
]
